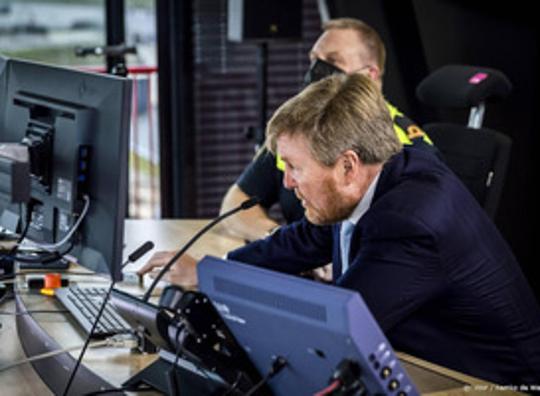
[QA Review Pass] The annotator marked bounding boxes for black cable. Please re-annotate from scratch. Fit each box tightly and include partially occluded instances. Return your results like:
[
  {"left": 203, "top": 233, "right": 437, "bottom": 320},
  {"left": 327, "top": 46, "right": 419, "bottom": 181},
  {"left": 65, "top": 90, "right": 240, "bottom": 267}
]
[
  {"left": 167, "top": 319, "right": 185, "bottom": 395},
  {"left": 167, "top": 319, "right": 214, "bottom": 394},
  {"left": 2, "top": 197, "right": 82, "bottom": 268},
  {"left": 7, "top": 241, "right": 75, "bottom": 264},
  {"left": 221, "top": 371, "right": 244, "bottom": 396},
  {"left": 3, "top": 201, "right": 35, "bottom": 260},
  {"left": 244, "top": 375, "right": 269, "bottom": 396},
  {"left": 62, "top": 281, "right": 116, "bottom": 396},
  {"left": 142, "top": 197, "right": 259, "bottom": 301},
  {"left": 16, "top": 201, "right": 34, "bottom": 244},
  {"left": 244, "top": 356, "right": 287, "bottom": 396},
  {"left": 61, "top": 241, "right": 154, "bottom": 396},
  {"left": 0, "top": 242, "right": 75, "bottom": 270},
  {"left": 0, "top": 272, "right": 20, "bottom": 282},
  {"left": 9, "top": 252, "right": 62, "bottom": 264}
]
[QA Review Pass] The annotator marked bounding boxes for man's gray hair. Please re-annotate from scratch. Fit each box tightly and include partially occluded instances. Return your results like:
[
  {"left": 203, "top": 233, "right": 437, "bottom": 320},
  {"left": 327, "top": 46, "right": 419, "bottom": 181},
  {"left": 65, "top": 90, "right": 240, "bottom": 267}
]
[{"left": 266, "top": 73, "right": 401, "bottom": 166}]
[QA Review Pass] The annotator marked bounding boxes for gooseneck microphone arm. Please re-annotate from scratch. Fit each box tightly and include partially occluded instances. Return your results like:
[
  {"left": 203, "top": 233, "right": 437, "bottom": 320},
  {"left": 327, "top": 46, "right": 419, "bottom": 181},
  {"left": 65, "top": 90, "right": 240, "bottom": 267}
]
[
  {"left": 142, "top": 197, "right": 260, "bottom": 302},
  {"left": 62, "top": 241, "right": 155, "bottom": 396}
]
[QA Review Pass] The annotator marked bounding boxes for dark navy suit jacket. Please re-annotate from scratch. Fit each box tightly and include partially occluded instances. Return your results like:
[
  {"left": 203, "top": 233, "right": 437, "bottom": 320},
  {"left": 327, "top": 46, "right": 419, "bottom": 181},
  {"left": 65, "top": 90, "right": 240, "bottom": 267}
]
[{"left": 228, "top": 148, "right": 540, "bottom": 385}]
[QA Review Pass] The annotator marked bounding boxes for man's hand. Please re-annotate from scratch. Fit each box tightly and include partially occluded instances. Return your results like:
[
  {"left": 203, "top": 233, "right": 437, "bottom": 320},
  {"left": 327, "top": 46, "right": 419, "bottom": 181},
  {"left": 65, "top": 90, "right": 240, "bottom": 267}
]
[{"left": 137, "top": 250, "right": 199, "bottom": 288}]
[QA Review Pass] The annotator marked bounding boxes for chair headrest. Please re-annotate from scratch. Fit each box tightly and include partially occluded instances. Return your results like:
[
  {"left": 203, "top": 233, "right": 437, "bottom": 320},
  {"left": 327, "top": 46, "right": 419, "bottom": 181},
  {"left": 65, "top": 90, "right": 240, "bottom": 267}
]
[{"left": 416, "top": 65, "right": 512, "bottom": 109}]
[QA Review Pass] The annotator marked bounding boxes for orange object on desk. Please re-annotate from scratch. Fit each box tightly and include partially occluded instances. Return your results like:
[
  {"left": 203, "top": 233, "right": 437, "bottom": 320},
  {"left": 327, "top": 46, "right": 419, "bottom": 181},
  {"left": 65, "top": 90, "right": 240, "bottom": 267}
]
[{"left": 44, "top": 273, "right": 62, "bottom": 289}]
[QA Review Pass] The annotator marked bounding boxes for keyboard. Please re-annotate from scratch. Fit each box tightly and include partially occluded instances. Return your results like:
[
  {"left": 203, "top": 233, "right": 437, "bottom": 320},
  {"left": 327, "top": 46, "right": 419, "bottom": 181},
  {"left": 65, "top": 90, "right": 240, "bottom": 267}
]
[{"left": 56, "top": 286, "right": 132, "bottom": 338}]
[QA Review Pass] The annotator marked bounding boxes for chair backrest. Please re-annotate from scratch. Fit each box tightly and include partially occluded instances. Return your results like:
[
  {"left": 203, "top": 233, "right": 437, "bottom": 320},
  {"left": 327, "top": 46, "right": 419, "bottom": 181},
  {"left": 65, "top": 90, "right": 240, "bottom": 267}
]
[
  {"left": 417, "top": 65, "right": 513, "bottom": 219},
  {"left": 423, "top": 123, "right": 511, "bottom": 219}
]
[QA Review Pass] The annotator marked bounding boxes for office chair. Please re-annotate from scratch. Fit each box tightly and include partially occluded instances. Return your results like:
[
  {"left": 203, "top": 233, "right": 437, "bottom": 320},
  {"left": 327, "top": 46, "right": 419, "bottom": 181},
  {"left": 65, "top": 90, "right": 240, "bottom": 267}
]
[{"left": 416, "top": 65, "right": 513, "bottom": 219}]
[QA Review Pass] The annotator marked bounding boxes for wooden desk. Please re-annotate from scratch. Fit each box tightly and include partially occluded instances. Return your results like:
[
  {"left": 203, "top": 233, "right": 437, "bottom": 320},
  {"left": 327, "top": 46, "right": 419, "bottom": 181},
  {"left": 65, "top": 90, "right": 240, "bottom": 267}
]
[{"left": 0, "top": 219, "right": 523, "bottom": 395}]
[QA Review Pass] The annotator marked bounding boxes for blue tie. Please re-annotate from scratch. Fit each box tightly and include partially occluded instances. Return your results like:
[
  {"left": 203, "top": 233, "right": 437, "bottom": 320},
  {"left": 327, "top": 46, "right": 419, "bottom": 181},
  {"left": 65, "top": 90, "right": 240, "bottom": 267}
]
[{"left": 340, "top": 220, "right": 355, "bottom": 275}]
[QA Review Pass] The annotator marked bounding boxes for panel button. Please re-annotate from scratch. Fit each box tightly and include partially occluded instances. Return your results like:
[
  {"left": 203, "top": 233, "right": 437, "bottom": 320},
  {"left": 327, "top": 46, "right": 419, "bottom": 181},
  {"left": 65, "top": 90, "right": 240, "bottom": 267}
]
[
  {"left": 388, "top": 379, "right": 400, "bottom": 391},
  {"left": 380, "top": 366, "right": 392, "bottom": 379}
]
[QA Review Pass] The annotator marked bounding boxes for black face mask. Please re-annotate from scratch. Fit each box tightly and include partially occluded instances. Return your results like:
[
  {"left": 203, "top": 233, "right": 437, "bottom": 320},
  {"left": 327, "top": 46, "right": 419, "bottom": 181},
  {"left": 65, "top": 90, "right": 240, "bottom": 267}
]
[{"left": 303, "top": 58, "right": 345, "bottom": 86}]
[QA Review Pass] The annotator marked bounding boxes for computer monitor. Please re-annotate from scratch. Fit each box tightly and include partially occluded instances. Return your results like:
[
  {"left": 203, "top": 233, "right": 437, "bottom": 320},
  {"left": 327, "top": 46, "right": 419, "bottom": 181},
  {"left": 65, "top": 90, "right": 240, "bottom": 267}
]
[
  {"left": 198, "top": 256, "right": 419, "bottom": 396},
  {"left": 0, "top": 56, "right": 131, "bottom": 281}
]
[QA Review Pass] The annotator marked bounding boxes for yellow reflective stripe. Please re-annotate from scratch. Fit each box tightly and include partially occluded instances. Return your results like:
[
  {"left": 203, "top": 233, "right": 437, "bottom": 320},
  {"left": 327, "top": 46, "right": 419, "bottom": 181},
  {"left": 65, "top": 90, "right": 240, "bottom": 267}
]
[
  {"left": 394, "top": 123, "right": 413, "bottom": 145},
  {"left": 276, "top": 154, "right": 285, "bottom": 171},
  {"left": 386, "top": 102, "right": 403, "bottom": 119},
  {"left": 387, "top": 103, "right": 412, "bottom": 145},
  {"left": 387, "top": 103, "right": 433, "bottom": 145}
]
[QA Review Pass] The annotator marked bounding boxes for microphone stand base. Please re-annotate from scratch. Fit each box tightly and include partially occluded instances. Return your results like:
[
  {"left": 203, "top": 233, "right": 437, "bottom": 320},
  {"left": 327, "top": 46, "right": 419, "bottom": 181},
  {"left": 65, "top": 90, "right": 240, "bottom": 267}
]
[{"left": 123, "top": 349, "right": 228, "bottom": 396}]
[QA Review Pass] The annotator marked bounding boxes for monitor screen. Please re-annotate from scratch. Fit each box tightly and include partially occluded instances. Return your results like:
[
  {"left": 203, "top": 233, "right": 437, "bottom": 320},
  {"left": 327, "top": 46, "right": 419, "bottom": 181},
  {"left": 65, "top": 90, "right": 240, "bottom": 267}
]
[
  {"left": 198, "top": 256, "right": 419, "bottom": 396},
  {"left": 0, "top": 56, "right": 131, "bottom": 281}
]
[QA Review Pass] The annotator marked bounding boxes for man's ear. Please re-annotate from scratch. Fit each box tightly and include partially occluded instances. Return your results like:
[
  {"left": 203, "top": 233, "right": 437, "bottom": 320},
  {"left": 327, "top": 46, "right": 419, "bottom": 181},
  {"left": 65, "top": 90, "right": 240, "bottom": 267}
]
[
  {"left": 367, "top": 65, "right": 381, "bottom": 82},
  {"left": 339, "top": 150, "right": 361, "bottom": 182}
]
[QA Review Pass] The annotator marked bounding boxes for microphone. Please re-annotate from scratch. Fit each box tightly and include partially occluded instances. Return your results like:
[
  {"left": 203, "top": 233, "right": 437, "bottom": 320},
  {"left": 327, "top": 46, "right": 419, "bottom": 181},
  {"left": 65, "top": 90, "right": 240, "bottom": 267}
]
[
  {"left": 142, "top": 196, "right": 260, "bottom": 302},
  {"left": 239, "top": 196, "right": 260, "bottom": 210},
  {"left": 62, "top": 241, "right": 155, "bottom": 396},
  {"left": 124, "top": 241, "right": 155, "bottom": 267}
]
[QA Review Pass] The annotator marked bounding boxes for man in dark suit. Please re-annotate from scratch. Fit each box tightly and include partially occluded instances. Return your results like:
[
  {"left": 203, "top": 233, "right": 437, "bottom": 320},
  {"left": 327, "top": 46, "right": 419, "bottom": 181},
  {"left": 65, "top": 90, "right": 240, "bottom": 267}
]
[
  {"left": 140, "top": 73, "right": 540, "bottom": 385},
  {"left": 219, "top": 17, "right": 436, "bottom": 244}
]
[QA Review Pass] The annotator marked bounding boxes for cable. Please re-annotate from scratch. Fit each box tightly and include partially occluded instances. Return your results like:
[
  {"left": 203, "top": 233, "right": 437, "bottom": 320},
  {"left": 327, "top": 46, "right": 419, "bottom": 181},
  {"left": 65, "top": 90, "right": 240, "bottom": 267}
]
[
  {"left": 167, "top": 317, "right": 214, "bottom": 395},
  {"left": 0, "top": 201, "right": 35, "bottom": 280},
  {"left": 61, "top": 241, "right": 154, "bottom": 396},
  {"left": 21, "top": 195, "right": 90, "bottom": 252},
  {"left": 314, "top": 379, "right": 342, "bottom": 396},
  {"left": 221, "top": 371, "right": 245, "bottom": 396},
  {"left": 7, "top": 241, "right": 74, "bottom": 264},
  {"left": 0, "top": 237, "right": 75, "bottom": 275},
  {"left": 0, "top": 202, "right": 34, "bottom": 255},
  {"left": 0, "top": 309, "right": 69, "bottom": 316},
  {"left": 167, "top": 319, "right": 185, "bottom": 396},
  {"left": 143, "top": 196, "right": 259, "bottom": 301},
  {"left": 0, "top": 334, "right": 137, "bottom": 374},
  {"left": 61, "top": 280, "right": 116, "bottom": 396},
  {"left": 0, "top": 340, "right": 108, "bottom": 373},
  {"left": 244, "top": 356, "right": 287, "bottom": 396},
  {"left": 15, "top": 201, "right": 34, "bottom": 245}
]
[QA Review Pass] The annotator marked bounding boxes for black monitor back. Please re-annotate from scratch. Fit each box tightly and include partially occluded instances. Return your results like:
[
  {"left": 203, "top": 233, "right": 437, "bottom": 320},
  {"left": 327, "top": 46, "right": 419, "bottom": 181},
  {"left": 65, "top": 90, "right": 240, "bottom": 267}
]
[{"left": 0, "top": 57, "right": 131, "bottom": 281}]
